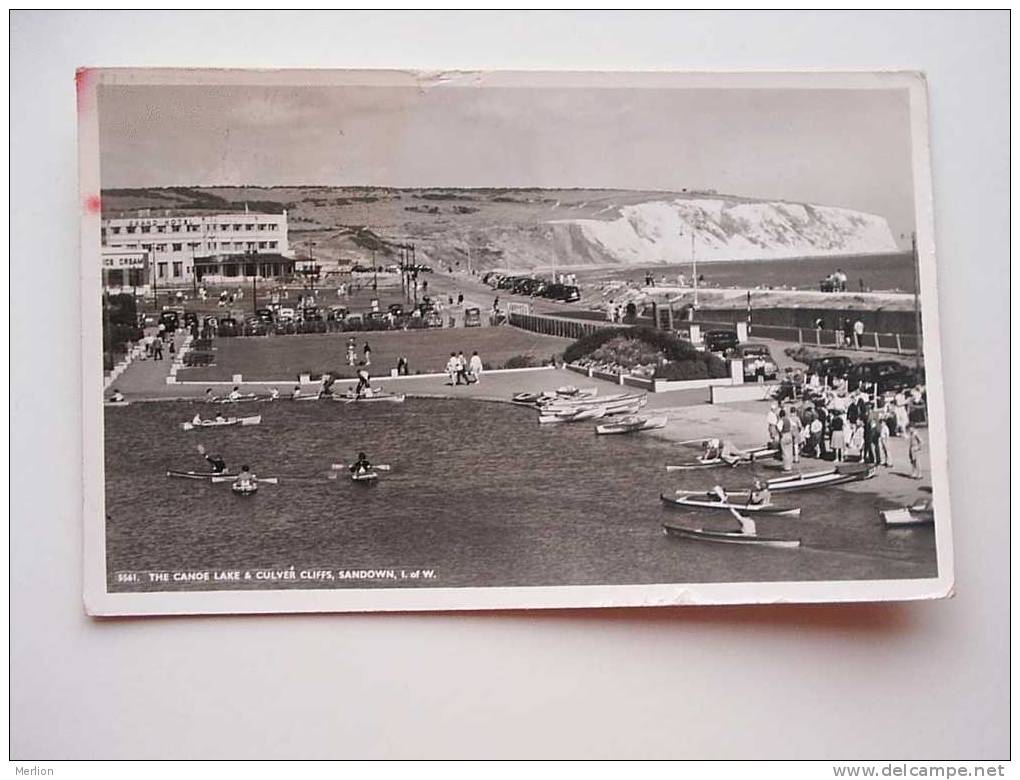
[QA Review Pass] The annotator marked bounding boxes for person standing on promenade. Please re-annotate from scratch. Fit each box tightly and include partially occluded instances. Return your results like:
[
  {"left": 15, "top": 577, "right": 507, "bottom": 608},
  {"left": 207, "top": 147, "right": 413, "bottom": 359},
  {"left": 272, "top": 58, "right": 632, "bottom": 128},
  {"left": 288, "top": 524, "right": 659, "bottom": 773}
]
[
  {"left": 469, "top": 351, "right": 483, "bottom": 383},
  {"left": 779, "top": 410, "right": 794, "bottom": 472},
  {"left": 830, "top": 412, "right": 846, "bottom": 462},
  {"left": 346, "top": 337, "right": 356, "bottom": 367},
  {"left": 446, "top": 353, "right": 459, "bottom": 386},
  {"left": 152, "top": 334, "right": 164, "bottom": 360},
  {"left": 363, "top": 342, "right": 372, "bottom": 367},
  {"left": 907, "top": 424, "right": 924, "bottom": 479},
  {"left": 766, "top": 403, "right": 780, "bottom": 445},
  {"left": 878, "top": 417, "right": 891, "bottom": 467},
  {"left": 455, "top": 351, "right": 470, "bottom": 385},
  {"left": 853, "top": 318, "right": 865, "bottom": 349},
  {"left": 788, "top": 406, "right": 802, "bottom": 465}
]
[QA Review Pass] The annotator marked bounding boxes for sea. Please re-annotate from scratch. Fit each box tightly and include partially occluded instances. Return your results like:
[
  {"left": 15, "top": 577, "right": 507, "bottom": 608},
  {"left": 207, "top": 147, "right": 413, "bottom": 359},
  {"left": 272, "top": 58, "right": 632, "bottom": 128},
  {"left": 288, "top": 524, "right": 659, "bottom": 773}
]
[
  {"left": 570, "top": 252, "right": 916, "bottom": 293},
  {"left": 104, "top": 397, "right": 936, "bottom": 593}
]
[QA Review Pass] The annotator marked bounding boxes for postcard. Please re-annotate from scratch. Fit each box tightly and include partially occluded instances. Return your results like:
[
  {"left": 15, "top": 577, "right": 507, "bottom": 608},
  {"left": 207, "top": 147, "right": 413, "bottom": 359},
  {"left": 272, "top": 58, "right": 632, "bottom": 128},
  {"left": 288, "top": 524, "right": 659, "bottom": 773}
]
[{"left": 78, "top": 68, "right": 952, "bottom": 615}]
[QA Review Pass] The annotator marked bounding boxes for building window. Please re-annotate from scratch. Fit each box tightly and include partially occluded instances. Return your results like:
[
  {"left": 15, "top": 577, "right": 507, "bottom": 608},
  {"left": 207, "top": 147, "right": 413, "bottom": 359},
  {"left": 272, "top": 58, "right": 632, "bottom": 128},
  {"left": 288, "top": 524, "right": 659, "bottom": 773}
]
[
  {"left": 172, "top": 243, "right": 182, "bottom": 251},
  {"left": 141, "top": 225, "right": 150, "bottom": 233},
  {"left": 189, "top": 242, "right": 201, "bottom": 250},
  {"left": 269, "top": 241, "right": 278, "bottom": 249},
  {"left": 172, "top": 262, "right": 182, "bottom": 277},
  {"left": 156, "top": 243, "right": 167, "bottom": 251},
  {"left": 126, "top": 226, "right": 137, "bottom": 234},
  {"left": 246, "top": 224, "right": 255, "bottom": 231},
  {"left": 157, "top": 263, "right": 167, "bottom": 279},
  {"left": 156, "top": 225, "right": 166, "bottom": 233},
  {"left": 110, "top": 226, "right": 121, "bottom": 234},
  {"left": 233, "top": 224, "right": 243, "bottom": 231},
  {"left": 258, "top": 242, "right": 267, "bottom": 249}
]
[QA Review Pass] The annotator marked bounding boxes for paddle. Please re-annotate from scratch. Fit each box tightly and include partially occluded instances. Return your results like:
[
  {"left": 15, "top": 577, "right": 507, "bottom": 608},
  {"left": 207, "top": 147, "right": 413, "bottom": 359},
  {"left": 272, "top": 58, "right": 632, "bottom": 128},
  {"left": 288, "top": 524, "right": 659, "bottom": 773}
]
[
  {"left": 331, "top": 463, "right": 391, "bottom": 471},
  {"left": 714, "top": 486, "right": 756, "bottom": 537},
  {"left": 211, "top": 476, "right": 278, "bottom": 484}
]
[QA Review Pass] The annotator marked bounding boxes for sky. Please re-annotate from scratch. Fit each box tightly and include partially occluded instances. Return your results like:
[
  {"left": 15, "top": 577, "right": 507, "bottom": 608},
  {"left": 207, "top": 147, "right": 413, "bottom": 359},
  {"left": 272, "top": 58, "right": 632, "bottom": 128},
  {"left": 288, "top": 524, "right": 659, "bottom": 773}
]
[{"left": 98, "top": 82, "right": 917, "bottom": 244}]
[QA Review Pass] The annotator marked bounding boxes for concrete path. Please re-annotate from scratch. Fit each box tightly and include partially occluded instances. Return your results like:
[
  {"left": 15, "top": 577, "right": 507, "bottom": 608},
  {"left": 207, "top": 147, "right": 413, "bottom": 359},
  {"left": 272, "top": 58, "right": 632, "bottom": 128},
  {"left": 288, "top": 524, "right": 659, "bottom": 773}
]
[{"left": 105, "top": 331, "right": 184, "bottom": 398}]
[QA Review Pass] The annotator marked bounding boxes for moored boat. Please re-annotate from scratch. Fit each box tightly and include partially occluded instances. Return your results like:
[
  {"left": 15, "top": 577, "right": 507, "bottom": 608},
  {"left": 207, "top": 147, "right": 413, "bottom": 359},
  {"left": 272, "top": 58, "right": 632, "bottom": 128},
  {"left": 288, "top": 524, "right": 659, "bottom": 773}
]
[
  {"left": 337, "top": 392, "right": 406, "bottom": 404},
  {"left": 662, "top": 522, "right": 801, "bottom": 548},
  {"left": 660, "top": 493, "right": 801, "bottom": 516},
  {"left": 882, "top": 504, "right": 934, "bottom": 526},
  {"left": 231, "top": 481, "right": 258, "bottom": 496},
  {"left": 666, "top": 446, "right": 778, "bottom": 471},
  {"left": 539, "top": 406, "right": 608, "bottom": 424},
  {"left": 679, "top": 463, "right": 874, "bottom": 494},
  {"left": 595, "top": 415, "right": 667, "bottom": 435}
]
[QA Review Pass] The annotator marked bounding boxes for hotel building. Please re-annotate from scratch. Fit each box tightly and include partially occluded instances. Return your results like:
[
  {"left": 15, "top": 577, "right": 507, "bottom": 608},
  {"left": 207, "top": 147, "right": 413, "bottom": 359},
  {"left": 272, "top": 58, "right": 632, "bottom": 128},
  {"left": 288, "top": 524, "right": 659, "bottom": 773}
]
[{"left": 100, "top": 211, "right": 296, "bottom": 292}]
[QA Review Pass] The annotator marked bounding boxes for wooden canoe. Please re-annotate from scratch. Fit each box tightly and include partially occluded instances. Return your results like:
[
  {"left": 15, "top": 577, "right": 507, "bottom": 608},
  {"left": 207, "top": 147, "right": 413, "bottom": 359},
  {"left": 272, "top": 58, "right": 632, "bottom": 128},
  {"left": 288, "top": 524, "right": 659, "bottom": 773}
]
[
  {"left": 882, "top": 506, "right": 934, "bottom": 526},
  {"left": 662, "top": 523, "right": 801, "bottom": 548},
  {"left": 596, "top": 415, "right": 668, "bottom": 435},
  {"left": 666, "top": 446, "right": 778, "bottom": 471},
  {"left": 660, "top": 493, "right": 801, "bottom": 517}
]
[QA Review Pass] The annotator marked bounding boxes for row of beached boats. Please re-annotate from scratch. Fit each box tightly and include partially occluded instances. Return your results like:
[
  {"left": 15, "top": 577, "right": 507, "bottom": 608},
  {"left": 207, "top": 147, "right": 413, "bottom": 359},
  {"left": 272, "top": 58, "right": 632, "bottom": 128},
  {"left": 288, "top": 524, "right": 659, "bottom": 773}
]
[
  {"left": 659, "top": 461, "right": 932, "bottom": 547},
  {"left": 511, "top": 386, "right": 667, "bottom": 433}
]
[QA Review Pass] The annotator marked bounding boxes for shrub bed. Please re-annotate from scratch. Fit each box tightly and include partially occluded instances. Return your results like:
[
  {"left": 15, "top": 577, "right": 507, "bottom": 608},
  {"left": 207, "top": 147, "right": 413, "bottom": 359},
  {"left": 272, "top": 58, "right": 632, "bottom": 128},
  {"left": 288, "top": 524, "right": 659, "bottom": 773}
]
[{"left": 565, "top": 326, "right": 728, "bottom": 379}]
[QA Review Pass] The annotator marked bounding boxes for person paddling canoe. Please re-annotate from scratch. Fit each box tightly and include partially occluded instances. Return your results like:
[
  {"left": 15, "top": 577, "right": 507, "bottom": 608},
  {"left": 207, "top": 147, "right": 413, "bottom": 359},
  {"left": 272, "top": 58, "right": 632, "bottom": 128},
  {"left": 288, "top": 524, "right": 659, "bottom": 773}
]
[
  {"left": 228, "top": 386, "right": 242, "bottom": 402},
  {"left": 234, "top": 464, "right": 257, "bottom": 489},
  {"left": 191, "top": 412, "right": 203, "bottom": 426},
  {"left": 214, "top": 412, "right": 227, "bottom": 424},
  {"left": 747, "top": 479, "right": 771, "bottom": 508},
  {"left": 713, "top": 485, "right": 757, "bottom": 536},
  {"left": 291, "top": 385, "right": 302, "bottom": 400},
  {"left": 354, "top": 364, "right": 371, "bottom": 398},
  {"left": 204, "top": 452, "right": 228, "bottom": 474},
  {"left": 349, "top": 452, "right": 373, "bottom": 476},
  {"left": 703, "top": 438, "right": 743, "bottom": 466},
  {"left": 110, "top": 389, "right": 125, "bottom": 403}
]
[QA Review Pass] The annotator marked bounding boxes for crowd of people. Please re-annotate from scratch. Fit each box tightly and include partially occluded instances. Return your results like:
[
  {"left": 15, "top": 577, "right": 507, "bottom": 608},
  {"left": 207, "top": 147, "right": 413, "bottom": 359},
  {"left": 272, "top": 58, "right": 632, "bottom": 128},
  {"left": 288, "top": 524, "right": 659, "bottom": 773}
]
[{"left": 765, "top": 383, "right": 926, "bottom": 478}]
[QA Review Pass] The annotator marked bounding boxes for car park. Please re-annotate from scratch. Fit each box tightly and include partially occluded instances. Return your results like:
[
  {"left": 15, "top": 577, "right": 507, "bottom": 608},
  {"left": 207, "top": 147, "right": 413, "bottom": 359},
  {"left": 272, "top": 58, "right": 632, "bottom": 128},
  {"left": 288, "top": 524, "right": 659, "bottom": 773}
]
[{"left": 158, "top": 310, "right": 180, "bottom": 333}]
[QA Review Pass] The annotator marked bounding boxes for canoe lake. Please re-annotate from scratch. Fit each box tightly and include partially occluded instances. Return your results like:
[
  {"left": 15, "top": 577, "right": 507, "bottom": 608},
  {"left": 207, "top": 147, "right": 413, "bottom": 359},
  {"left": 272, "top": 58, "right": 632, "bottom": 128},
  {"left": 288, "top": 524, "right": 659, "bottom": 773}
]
[{"left": 103, "top": 398, "right": 937, "bottom": 592}]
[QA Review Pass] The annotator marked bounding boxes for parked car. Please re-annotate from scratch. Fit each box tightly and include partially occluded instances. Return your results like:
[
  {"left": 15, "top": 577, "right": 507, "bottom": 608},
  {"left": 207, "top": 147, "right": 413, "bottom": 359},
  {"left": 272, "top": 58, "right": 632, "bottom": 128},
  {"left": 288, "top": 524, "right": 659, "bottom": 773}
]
[
  {"left": 731, "top": 343, "right": 778, "bottom": 380},
  {"left": 464, "top": 307, "right": 482, "bottom": 327},
  {"left": 846, "top": 360, "right": 918, "bottom": 394},
  {"left": 277, "top": 307, "right": 296, "bottom": 323},
  {"left": 253, "top": 308, "right": 275, "bottom": 324},
  {"left": 327, "top": 306, "right": 349, "bottom": 322},
  {"left": 703, "top": 329, "right": 739, "bottom": 354},
  {"left": 388, "top": 303, "right": 405, "bottom": 316},
  {"left": 183, "top": 312, "right": 199, "bottom": 330},
  {"left": 542, "top": 283, "right": 581, "bottom": 303},
  {"left": 158, "top": 310, "right": 180, "bottom": 333},
  {"left": 300, "top": 307, "right": 323, "bottom": 322},
  {"left": 806, "top": 355, "right": 855, "bottom": 381},
  {"left": 344, "top": 313, "right": 364, "bottom": 329}
]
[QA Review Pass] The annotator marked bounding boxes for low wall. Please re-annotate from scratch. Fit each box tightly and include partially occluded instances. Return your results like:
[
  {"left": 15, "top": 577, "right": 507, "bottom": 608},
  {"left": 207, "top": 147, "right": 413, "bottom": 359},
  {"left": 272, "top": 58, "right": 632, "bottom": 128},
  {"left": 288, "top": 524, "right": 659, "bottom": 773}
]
[{"left": 711, "top": 383, "right": 778, "bottom": 404}]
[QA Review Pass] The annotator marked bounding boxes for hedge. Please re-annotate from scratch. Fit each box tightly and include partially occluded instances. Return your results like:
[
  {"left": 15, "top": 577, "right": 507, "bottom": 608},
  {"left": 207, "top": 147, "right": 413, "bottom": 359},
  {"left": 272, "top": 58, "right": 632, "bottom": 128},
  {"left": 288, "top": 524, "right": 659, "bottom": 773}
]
[{"left": 564, "top": 326, "right": 728, "bottom": 379}]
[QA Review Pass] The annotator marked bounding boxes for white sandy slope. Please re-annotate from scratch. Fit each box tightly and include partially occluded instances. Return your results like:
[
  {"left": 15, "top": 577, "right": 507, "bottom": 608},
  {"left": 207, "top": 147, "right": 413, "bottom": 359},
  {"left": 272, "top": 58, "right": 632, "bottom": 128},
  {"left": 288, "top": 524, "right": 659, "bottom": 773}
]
[{"left": 548, "top": 198, "right": 898, "bottom": 264}]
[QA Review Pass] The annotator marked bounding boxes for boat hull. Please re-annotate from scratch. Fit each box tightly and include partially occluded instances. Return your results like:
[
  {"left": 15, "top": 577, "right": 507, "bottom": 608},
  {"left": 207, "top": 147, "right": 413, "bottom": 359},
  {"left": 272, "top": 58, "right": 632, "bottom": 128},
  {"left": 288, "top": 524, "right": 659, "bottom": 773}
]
[
  {"left": 167, "top": 470, "right": 240, "bottom": 480},
  {"left": 660, "top": 494, "right": 800, "bottom": 516},
  {"left": 663, "top": 523, "right": 801, "bottom": 548}
]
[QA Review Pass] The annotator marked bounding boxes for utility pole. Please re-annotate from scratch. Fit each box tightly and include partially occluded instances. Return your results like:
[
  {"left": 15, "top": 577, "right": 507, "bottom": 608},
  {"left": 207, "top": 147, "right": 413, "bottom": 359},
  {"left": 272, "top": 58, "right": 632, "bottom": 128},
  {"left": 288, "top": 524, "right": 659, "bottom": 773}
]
[{"left": 691, "top": 231, "right": 698, "bottom": 310}]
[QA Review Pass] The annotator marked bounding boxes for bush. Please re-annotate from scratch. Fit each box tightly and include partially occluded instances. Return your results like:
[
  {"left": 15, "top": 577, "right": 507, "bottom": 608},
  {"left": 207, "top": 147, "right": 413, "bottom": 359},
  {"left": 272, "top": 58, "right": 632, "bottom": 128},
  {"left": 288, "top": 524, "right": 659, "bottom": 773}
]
[{"left": 502, "top": 354, "right": 538, "bottom": 369}]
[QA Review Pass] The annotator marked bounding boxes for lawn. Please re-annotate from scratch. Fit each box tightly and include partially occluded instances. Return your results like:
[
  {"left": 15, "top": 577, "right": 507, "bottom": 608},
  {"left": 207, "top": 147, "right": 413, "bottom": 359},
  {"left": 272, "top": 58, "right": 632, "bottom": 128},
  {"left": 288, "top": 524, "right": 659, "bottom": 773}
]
[{"left": 178, "top": 325, "right": 574, "bottom": 382}]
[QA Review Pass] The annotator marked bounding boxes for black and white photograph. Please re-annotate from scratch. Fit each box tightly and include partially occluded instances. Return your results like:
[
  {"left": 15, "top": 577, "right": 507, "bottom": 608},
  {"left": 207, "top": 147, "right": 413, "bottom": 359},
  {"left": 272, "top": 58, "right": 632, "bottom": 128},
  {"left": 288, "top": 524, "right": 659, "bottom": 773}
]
[{"left": 79, "top": 68, "right": 952, "bottom": 615}]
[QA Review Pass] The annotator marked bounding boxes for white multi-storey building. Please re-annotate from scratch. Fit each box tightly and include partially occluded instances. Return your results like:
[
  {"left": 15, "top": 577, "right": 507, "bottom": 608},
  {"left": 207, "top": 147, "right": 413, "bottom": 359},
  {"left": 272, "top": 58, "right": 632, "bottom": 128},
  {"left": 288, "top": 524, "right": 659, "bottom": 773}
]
[{"left": 100, "top": 211, "right": 294, "bottom": 290}]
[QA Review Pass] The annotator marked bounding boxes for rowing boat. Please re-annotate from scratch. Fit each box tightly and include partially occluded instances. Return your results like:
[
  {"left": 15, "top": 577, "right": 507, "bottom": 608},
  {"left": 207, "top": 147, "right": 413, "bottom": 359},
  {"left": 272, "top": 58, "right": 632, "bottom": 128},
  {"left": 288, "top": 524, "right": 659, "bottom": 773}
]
[
  {"left": 882, "top": 505, "right": 934, "bottom": 526},
  {"left": 104, "top": 401, "right": 130, "bottom": 407},
  {"left": 352, "top": 471, "right": 379, "bottom": 482},
  {"left": 210, "top": 394, "right": 260, "bottom": 404},
  {"left": 336, "top": 393, "right": 406, "bottom": 404},
  {"left": 595, "top": 415, "right": 667, "bottom": 435},
  {"left": 678, "top": 463, "right": 874, "bottom": 494},
  {"left": 539, "top": 392, "right": 635, "bottom": 410},
  {"left": 180, "top": 415, "right": 262, "bottom": 431},
  {"left": 666, "top": 446, "right": 779, "bottom": 471},
  {"left": 231, "top": 482, "right": 258, "bottom": 496},
  {"left": 539, "top": 406, "right": 607, "bottom": 424},
  {"left": 662, "top": 522, "right": 801, "bottom": 548},
  {"left": 166, "top": 469, "right": 240, "bottom": 480},
  {"left": 659, "top": 493, "right": 801, "bottom": 517}
]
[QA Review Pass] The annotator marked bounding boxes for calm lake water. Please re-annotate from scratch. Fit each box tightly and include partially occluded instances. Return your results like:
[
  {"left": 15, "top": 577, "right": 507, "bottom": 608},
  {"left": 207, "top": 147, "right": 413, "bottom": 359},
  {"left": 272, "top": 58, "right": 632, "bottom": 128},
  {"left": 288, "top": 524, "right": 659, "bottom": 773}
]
[
  {"left": 574, "top": 253, "right": 916, "bottom": 293},
  {"left": 104, "top": 398, "right": 936, "bottom": 592}
]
